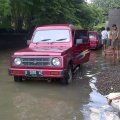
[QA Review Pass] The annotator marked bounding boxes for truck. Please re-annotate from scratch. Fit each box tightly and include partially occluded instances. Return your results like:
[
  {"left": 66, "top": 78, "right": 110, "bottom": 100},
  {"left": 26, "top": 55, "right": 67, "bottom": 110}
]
[{"left": 8, "top": 24, "right": 90, "bottom": 85}]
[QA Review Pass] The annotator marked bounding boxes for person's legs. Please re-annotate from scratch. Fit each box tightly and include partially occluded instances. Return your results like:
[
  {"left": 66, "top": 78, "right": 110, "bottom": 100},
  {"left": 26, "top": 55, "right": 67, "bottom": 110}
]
[
  {"left": 109, "top": 39, "right": 112, "bottom": 49},
  {"left": 103, "top": 44, "right": 106, "bottom": 51},
  {"left": 116, "top": 41, "right": 119, "bottom": 59},
  {"left": 103, "top": 39, "right": 107, "bottom": 55},
  {"left": 102, "top": 40, "right": 106, "bottom": 55},
  {"left": 102, "top": 39, "right": 104, "bottom": 48},
  {"left": 116, "top": 49, "right": 119, "bottom": 59},
  {"left": 112, "top": 48, "right": 116, "bottom": 57},
  {"left": 106, "top": 39, "right": 109, "bottom": 49},
  {"left": 105, "top": 39, "right": 107, "bottom": 50},
  {"left": 107, "top": 39, "right": 111, "bottom": 49},
  {"left": 111, "top": 40, "right": 116, "bottom": 57}
]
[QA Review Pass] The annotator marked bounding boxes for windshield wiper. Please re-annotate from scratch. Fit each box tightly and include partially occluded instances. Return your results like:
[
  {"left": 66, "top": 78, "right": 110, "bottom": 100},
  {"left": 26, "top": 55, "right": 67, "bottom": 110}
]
[
  {"left": 35, "top": 38, "right": 67, "bottom": 45},
  {"left": 55, "top": 38, "right": 67, "bottom": 41},
  {"left": 35, "top": 39, "right": 51, "bottom": 44},
  {"left": 41, "top": 39, "right": 51, "bottom": 41}
]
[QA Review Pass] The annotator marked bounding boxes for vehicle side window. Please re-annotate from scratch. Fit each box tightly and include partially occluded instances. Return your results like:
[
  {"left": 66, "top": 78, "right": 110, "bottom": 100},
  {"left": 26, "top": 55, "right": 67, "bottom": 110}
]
[{"left": 75, "top": 30, "right": 88, "bottom": 44}]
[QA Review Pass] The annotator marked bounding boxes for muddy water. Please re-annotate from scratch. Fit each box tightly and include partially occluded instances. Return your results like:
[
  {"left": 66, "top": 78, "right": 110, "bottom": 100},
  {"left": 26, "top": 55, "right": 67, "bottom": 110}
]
[
  {"left": 82, "top": 50, "right": 120, "bottom": 120},
  {"left": 0, "top": 48, "right": 90, "bottom": 120},
  {"left": 0, "top": 49, "right": 118, "bottom": 120}
]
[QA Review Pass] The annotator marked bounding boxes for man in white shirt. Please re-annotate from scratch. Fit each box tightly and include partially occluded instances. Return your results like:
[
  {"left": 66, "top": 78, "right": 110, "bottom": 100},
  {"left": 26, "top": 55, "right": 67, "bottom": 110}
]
[{"left": 101, "top": 27, "right": 108, "bottom": 54}]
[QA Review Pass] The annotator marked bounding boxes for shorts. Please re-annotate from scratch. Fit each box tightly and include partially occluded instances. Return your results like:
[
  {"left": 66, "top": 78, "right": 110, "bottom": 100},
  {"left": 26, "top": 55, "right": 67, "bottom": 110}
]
[{"left": 102, "top": 39, "right": 107, "bottom": 45}]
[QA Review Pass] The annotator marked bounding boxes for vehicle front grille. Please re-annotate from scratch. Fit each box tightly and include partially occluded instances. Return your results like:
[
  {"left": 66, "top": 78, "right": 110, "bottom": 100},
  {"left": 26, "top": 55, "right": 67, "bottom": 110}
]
[{"left": 22, "top": 57, "right": 51, "bottom": 67}]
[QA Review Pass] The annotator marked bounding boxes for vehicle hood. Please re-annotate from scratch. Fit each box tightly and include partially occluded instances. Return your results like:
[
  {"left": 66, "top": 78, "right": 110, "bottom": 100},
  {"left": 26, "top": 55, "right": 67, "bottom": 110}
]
[{"left": 14, "top": 46, "right": 71, "bottom": 56}]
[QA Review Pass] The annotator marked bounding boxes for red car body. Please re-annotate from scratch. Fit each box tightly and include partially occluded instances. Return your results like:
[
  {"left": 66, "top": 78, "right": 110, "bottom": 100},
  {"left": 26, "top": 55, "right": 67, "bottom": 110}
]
[
  {"left": 89, "top": 31, "right": 102, "bottom": 49},
  {"left": 9, "top": 24, "right": 90, "bottom": 84}
]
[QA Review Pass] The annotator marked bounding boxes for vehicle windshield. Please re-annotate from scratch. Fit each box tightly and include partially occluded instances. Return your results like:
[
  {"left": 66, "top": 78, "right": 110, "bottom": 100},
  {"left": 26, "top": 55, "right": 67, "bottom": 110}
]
[{"left": 32, "top": 29, "right": 70, "bottom": 43}]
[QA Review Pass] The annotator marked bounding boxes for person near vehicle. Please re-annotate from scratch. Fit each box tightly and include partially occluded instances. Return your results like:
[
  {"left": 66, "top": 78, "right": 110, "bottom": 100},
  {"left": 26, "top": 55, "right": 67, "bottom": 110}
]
[
  {"left": 106, "top": 27, "right": 111, "bottom": 48},
  {"left": 101, "top": 27, "right": 108, "bottom": 54},
  {"left": 110, "top": 24, "right": 119, "bottom": 58}
]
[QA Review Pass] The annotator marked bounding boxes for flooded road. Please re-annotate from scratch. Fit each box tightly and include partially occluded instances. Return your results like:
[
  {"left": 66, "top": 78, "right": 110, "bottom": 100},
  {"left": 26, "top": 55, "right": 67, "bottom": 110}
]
[{"left": 0, "top": 49, "right": 119, "bottom": 120}]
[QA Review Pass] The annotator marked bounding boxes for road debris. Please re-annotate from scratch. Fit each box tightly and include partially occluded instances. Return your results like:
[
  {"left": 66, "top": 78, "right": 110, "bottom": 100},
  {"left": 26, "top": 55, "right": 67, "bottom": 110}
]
[{"left": 107, "top": 93, "right": 120, "bottom": 112}]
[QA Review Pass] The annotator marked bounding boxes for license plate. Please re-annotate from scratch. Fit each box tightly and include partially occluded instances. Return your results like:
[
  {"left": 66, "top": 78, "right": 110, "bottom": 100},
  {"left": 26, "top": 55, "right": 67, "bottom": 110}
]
[{"left": 25, "top": 70, "right": 42, "bottom": 77}]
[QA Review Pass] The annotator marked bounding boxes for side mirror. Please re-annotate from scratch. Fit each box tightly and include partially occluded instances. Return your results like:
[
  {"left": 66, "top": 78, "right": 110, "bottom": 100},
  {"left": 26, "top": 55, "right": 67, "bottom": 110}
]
[
  {"left": 76, "top": 39, "right": 83, "bottom": 45},
  {"left": 27, "top": 40, "right": 31, "bottom": 45}
]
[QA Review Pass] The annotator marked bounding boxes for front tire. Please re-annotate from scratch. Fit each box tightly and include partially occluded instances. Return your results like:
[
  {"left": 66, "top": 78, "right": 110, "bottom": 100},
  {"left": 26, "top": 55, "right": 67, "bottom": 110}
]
[
  {"left": 14, "top": 76, "right": 23, "bottom": 82},
  {"left": 61, "top": 65, "right": 73, "bottom": 85}
]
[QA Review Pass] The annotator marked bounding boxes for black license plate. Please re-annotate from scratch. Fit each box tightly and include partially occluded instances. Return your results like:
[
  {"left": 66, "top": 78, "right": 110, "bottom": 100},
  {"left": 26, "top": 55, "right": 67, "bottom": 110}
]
[{"left": 25, "top": 70, "right": 42, "bottom": 77}]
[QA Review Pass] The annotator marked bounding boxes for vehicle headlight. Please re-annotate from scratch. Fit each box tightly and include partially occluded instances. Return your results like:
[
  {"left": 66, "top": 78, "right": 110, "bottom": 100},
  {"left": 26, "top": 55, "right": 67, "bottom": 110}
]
[
  {"left": 52, "top": 58, "right": 61, "bottom": 66},
  {"left": 14, "top": 58, "right": 22, "bottom": 65}
]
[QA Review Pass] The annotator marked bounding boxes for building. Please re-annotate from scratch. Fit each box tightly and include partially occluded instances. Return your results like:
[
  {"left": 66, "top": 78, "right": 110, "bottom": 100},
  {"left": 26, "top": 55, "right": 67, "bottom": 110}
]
[{"left": 108, "top": 8, "right": 120, "bottom": 29}]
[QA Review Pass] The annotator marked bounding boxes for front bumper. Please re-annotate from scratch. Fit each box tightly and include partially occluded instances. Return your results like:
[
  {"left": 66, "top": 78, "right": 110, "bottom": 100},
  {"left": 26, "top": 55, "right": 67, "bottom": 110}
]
[
  {"left": 8, "top": 68, "right": 66, "bottom": 78},
  {"left": 90, "top": 43, "right": 98, "bottom": 49}
]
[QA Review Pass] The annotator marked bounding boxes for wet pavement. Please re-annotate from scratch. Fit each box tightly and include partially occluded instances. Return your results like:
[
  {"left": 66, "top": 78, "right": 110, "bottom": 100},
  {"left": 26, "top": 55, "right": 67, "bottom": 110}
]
[
  {"left": 82, "top": 50, "right": 120, "bottom": 120},
  {"left": 0, "top": 48, "right": 119, "bottom": 120}
]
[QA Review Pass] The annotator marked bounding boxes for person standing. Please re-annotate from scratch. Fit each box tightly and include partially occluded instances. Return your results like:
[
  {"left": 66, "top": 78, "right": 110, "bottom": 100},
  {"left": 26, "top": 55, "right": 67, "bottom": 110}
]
[
  {"left": 101, "top": 27, "right": 108, "bottom": 54},
  {"left": 106, "top": 27, "right": 111, "bottom": 48},
  {"left": 110, "top": 24, "right": 119, "bottom": 58}
]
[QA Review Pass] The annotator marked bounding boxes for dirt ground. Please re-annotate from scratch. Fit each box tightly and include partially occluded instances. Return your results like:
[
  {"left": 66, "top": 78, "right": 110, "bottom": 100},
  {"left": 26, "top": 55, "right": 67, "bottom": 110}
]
[
  {"left": 95, "top": 49, "right": 120, "bottom": 95},
  {"left": 96, "top": 64, "right": 120, "bottom": 95}
]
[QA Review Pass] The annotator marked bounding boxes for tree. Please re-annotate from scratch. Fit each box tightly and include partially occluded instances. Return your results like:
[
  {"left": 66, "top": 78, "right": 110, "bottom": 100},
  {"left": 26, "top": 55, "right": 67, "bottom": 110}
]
[
  {"left": 92, "top": 0, "right": 120, "bottom": 13},
  {"left": 0, "top": 0, "right": 11, "bottom": 29},
  {"left": 0, "top": 0, "right": 101, "bottom": 30},
  {"left": 10, "top": 0, "right": 33, "bottom": 30}
]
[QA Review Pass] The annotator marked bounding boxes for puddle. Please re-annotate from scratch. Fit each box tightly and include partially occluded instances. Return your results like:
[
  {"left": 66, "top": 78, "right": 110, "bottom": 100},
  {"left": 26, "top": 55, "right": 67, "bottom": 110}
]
[
  {"left": 80, "top": 50, "right": 120, "bottom": 120},
  {"left": 82, "top": 76, "right": 120, "bottom": 120},
  {"left": 1, "top": 48, "right": 120, "bottom": 120}
]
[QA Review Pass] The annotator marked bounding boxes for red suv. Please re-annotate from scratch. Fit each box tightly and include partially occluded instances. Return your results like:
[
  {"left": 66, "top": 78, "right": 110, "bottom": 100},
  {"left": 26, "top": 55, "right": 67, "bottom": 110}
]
[
  {"left": 89, "top": 31, "right": 102, "bottom": 49},
  {"left": 9, "top": 24, "right": 90, "bottom": 84}
]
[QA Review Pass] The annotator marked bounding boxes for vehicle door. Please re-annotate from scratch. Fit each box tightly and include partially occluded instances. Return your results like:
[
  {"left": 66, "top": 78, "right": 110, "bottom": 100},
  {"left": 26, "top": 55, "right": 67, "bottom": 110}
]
[{"left": 73, "top": 30, "right": 90, "bottom": 64}]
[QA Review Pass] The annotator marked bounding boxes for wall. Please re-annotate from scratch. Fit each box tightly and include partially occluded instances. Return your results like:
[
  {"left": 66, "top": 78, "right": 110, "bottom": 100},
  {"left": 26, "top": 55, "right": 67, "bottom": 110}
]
[
  {"left": 108, "top": 8, "right": 120, "bottom": 29},
  {"left": 0, "top": 33, "right": 28, "bottom": 49}
]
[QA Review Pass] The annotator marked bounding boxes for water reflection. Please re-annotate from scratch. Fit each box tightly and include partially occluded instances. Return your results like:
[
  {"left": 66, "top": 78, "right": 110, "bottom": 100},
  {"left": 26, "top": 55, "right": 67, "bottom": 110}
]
[
  {"left": 82, "top": 50, "right": 120, "bottom": 120},
  {"left": 0, "top": 48, "right": 120, "bottom": 120}
]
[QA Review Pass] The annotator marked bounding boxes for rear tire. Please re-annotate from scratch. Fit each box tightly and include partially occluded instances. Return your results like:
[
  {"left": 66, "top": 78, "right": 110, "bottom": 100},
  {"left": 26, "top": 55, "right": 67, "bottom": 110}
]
[
  {"left": 14, "top": 76, "right": 23, "bottom": 82},
  {"left": 61, "top": 65, "right": 73, "bottom": 85}
]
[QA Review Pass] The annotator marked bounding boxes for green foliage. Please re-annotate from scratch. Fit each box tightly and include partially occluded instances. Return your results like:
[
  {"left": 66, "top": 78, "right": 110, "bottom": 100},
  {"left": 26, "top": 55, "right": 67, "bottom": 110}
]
[
  {"left": 0, "top": 17, "right": 11, "bottom": 29},
  {"left": 0, "top": 0, "right": 102, "bottom": 30},
  {"left": 0, "top": 0, "right": 11, "bottom": 29},
  {"left": 92, "top": 0, "right": 120, "bottom": 13},
  {"left": 93, "top": 23, "right": 106, "bottom": 32},
  {"left": 29, "top": 0, "right": 83, "bottom": 25},
  {"left": 0, "top": 0, "right": 11, "bottom": 16},
  {"left": 74, "top": 3, "right": 104, "bottom": 29},
  {"left": 91, "top": 0, "right": 120, "bottom": 31}
]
